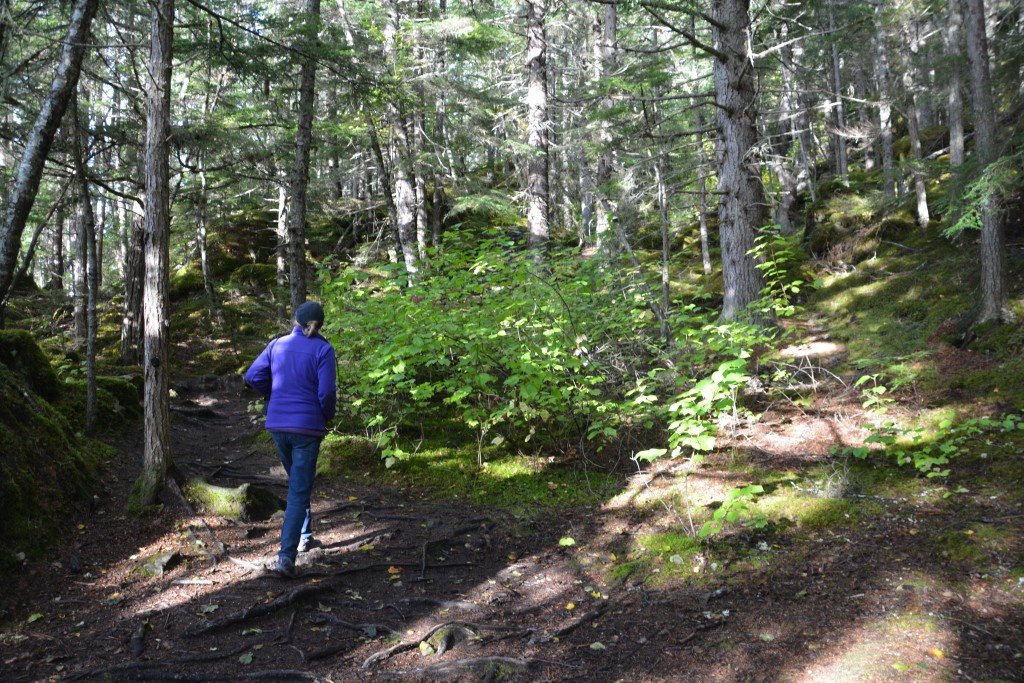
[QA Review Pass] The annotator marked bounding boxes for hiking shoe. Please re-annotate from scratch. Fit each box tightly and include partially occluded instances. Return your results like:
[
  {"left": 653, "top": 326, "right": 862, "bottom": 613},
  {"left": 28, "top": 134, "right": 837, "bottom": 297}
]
[
  {"left": 271, "top": 557, "right": 298, "bottom": 578},
  {"left": 297, "top": 537, "right": 323, "bottom": 553}
]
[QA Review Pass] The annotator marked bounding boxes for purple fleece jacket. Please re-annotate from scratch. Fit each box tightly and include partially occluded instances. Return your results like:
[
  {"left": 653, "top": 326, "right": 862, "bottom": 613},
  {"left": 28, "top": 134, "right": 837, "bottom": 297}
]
[{"left": 244, "top": 327, "right": 337, "bottom": 436}]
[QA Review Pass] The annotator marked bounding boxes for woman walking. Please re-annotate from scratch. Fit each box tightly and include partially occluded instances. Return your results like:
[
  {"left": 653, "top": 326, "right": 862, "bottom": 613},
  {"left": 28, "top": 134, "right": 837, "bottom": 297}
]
[{"left": 245, "top": 301, "right": 337, "bottom": 577}]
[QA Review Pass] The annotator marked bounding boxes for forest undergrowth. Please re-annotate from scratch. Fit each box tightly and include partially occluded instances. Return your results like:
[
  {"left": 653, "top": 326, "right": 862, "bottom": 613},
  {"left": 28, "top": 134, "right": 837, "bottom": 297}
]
[{"left": 1, "top": 190, "right": 1023, "bottom": 682}]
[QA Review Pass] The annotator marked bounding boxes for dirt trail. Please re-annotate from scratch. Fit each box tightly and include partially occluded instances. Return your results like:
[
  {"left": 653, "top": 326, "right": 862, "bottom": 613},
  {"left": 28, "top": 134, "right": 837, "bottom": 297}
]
[{"left": 1, "top": 377, "right": 1022, "bottom": 682}]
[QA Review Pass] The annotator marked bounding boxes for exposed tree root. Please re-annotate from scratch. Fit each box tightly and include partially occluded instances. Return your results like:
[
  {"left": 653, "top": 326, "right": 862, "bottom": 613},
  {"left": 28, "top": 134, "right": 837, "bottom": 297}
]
[
  {"left": 362, "top": 621, "right": 530, "bottom": 669},
  {"left": 184, "top": 584, "right": 330, "bottom": 636},
  {"left": 308, "top": 612, "right": 396, "bottom": 637},
  {"left": 128, "top": 669, "right": 317, "bottom": 681},
  {"left": 65, "top": 644, "right": 251, "bottom": 680}
]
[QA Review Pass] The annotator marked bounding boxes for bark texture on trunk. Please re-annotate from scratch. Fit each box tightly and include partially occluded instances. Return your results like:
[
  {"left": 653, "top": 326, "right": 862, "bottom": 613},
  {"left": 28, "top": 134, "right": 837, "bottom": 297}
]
[
  {"left": 138, "top": 0, "right": 175, "bottom": 508},
  {"left": 711, "top": 0, "right": 766, "bottom": 322}
]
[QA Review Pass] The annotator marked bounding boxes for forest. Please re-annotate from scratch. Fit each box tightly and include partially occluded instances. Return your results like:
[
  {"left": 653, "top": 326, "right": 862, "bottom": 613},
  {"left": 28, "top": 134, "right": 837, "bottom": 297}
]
[{"left": 0, "top": 0, "right": 1022, "bottom": 681}]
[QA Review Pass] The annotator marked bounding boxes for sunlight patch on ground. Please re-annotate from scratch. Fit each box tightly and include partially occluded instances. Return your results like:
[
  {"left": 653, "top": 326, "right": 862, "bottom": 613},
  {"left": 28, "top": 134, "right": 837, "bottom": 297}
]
[
  {"left": 776, "top": 340, "right": 847, "bottom": 364},
  {"left": 786, "top": 611, "right": 956, "bottom": 682},
  {"left": 604, "top": 460, "right": 741, "bottom": 512}
]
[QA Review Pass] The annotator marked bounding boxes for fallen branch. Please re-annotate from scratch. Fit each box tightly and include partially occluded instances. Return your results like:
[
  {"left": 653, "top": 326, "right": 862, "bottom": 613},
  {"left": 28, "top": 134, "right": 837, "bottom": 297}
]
[{"left": 185, "top": 584, "right": 330, "bottom": 636}]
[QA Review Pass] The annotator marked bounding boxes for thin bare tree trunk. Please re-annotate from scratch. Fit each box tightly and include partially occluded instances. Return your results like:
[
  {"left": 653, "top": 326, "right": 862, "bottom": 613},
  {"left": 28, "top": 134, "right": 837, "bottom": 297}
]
[
  {"left": 593, "top": 1, "right": 616, "bottom": 255},
  {"left": 120, "top": 198, "right": 144, "bottom": 365},
  {"left": 71, "top": 96, "right": 98, "bottom": 433},
  {"left": 827, "top": 0, "right": 848, "bottom": 183},
  {"left": 384, "top": 0, "right": 419, "bottom": 282},
  {"left": 288, "top": 0, "right": 320, "bottom": 311},
  {"left": 947, "top": 0, "right": 965, "bottom": 167},
  {"left": 901, "top": 23, "right": 930, "bottom": 230},
  {"left": 874, "top": 0, "right": 896, "bottom": 198},
  {"left": 525, "top": 0, "right": 549, "bottom": 253},
  {"left": 0, "top": 0, "right": 99, "bottom": 323}
]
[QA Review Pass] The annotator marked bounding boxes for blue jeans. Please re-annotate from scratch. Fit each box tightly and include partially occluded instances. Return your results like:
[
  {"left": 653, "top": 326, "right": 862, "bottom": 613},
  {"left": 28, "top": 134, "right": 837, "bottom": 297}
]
[{"left": 270, "top": 432, "right": 321, "bottom": 562}]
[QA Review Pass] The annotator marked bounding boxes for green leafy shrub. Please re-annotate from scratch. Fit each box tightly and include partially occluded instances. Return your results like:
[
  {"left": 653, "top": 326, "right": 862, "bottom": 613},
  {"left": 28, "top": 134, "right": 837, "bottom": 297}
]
[{"left": 321, "top": 233, "right": 658, "bottom": 467}]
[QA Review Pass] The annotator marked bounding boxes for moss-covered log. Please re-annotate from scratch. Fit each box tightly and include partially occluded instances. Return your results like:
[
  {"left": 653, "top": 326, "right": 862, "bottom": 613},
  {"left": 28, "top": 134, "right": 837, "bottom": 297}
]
[{"left": 183, "top": 478, "right": 283, "bottom": 521}]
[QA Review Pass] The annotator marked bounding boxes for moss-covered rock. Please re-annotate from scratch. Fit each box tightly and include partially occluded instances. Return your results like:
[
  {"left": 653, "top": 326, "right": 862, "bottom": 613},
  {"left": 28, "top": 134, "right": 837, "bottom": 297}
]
[
  {"left": 0, "top": 329, "right": 62, "bottom": 402},
  {"left": 318, "top": 435, "right": 381, "bottom": 477},
  {"left": 183, "top": 478, "right": 283, "bottom": 521},
  {"left": 0, "top": 356, "right": 104, "bottom": 568},
  {"left": 170, "top": 264, "right": 207, "bottom": 301},
  {"left": 57, "top": 375, "right": 143, "bottom": 432}
]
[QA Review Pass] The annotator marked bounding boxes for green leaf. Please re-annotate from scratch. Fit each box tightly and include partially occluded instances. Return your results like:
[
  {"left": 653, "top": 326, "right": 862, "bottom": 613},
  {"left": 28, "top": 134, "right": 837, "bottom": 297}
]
[
  {"left": 239, "top": 652, "right": 254, "bottom": 665},
  {"left": 559, "top": 537, "right": 576, "bottom": 547},
  {"left": 634, "top": 448, "right": 666, "bottom": 462},
  {"left": 27, "top": 613, "right": 44, "bottom": 624}
]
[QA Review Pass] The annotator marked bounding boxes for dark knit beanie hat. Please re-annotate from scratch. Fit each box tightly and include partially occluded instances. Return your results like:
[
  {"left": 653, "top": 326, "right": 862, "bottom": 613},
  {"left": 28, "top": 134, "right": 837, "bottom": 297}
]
[{"left": 295, "top": 301, "right": 325, "bottom": 327}]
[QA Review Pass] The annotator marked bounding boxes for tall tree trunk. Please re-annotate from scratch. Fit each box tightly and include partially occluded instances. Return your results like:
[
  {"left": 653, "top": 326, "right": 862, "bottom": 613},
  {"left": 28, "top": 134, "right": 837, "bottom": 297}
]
[
  {"left": 854, "top": 63, "right": 874, "bottom": 172},
  {"left": 525, "top": 0, "right": 549, "bottom": 253},
  {"left": 47, "top": 205, "right": 66, "bottom": 290},
  {"left": 901, "top": 23, "right": 930, "bottom": 230},
  {"left": 288, "top": 0, "right": 320, "bottom": 312},
  {"left": 947, "top": 0, "right": 965, "bottom": 167},
  {"left": 695, "top": 104, "right": 712, "bottom": 275},
  {"left": 71, "top": 96, "right": 98, "bottom": 433},
  {"left": 196, "top": 58, "right": 223, "bottom": 300},
  {"left": 367, "top": 118, "right": 401, "bottom": 261},
  {"left": 827, "top": 0, "right": 848, "bottom": 183},
  {"left": 874, "top": 0, "right": 896, "bottom": 198},
  {"left": 430, "top": 0, "right": 448, "bottom": 249},
  {"left": 964, "top": 0, "right": 1004, "bottom": 323},
  {"left": 120, "top": 199, "right": 144, "bottom": 365},
  {"left": 712, "top": 0, "right": 766, "bottom": 322},
  {"left": 593, "top": 1, "right": 617, "bottom": 255},
  {"left": 384, "top": 0, "right": 419, "bottom": 283},
  {"left": 774, "top": 26, "right": 803, "bottom": 235},
  {"left": 0, "top": 0, "right": 99, "bottom": 323},
  {"left": 135, "top": 0, "right": 175, "bottom": 510}
]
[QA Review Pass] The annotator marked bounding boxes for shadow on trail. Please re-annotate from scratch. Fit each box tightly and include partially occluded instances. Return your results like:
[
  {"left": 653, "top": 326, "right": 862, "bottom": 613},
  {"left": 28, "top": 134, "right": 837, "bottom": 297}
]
[{"left": 2, "top": 378, "right": 1021, "bottom": 683}]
